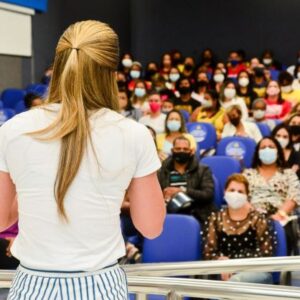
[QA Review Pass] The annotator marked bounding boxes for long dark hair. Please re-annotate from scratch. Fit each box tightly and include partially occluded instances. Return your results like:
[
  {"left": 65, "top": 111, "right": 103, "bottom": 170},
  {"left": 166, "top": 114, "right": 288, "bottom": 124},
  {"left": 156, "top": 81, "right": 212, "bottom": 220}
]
[
  {"left": 271, "top": 123, "right": 293, "bottom": 149},
  {"left": 252, "top": 137, "right": 285, "bottom": 169}
]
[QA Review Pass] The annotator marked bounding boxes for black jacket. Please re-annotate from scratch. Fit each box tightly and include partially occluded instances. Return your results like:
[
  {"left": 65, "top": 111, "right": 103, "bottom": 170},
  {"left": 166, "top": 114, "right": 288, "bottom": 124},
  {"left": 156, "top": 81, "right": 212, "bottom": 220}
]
[{"left": 158, "top": 155, "right": 215, "bottom": 223}]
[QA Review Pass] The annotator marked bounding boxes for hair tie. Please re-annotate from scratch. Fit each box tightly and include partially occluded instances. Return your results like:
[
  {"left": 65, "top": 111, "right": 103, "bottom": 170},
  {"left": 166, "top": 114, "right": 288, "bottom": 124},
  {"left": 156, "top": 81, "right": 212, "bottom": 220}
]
[{"left": 71, "top": 47, "right": 79, "bottom": 51}]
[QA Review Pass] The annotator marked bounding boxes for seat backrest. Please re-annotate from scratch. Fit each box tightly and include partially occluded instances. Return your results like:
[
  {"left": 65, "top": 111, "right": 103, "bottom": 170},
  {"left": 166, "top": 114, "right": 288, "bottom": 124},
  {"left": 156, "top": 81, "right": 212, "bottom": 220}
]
[
  {"left": 272, "top": 221, "right": 287, "bottom": 284},
  {"left": 14, "top": 101, "right": 27, "bottom": 114},
  {"left": 0, "top": 109, "right": 15, "bottom": 125},
  {"left": 201, "top": 156, "right": 241, "bottom": 192},
  {"left": 1, "top": 89, "right": 25, "bottom": 109},
  {"left": 216, "top": 136, "right": 257, "bottom": 168},
  {"left": 256, "top": 122, "right": 271, "bottom": 137},
  {"left": 26, "top": 84, "right": 48, "bottom": 98},
  {"left": 212, "top": 175, "right": 224, "bottom": 209},
  {"left": 179, "top": 109, "right": 190, "bottom": 123},
  {"left": 142, "top": 214, "right": 201, "bottom": 263},
  {"left": 186, "top": 122, "right": 217, "bottom": 151}
]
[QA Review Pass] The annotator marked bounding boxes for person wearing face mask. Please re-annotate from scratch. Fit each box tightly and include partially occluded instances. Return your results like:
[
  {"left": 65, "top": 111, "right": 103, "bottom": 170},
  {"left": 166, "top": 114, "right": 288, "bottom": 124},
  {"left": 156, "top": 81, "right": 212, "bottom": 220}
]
[
  {"left": 250, "top": 98, "right": 276, "bottom": 131},
  {"left": 128, "top": 61, "right": 147, "bottom": 92},
  {"left": 198, "top": 48, "right": 216, "bottom": 75},
  {"left": 190, "top": 90, "right": 225, "bottom": 139},
  {"left": 220, "top": 81, "right": 249, "bottom": 120},
  {"left": 182, "top": 57, "right": 196, "bottom": 79},
  {"left": 139, "top": 91, "right": 166, "bottom": 134},
  {"left": 204, "top": 174, "right": 274, "bottom": 284},
  {"left": 156, "top": 110, "right": 196, "bottom": 161},
  {"left": 211, "top": 68, "right": 226, "bottom": 93},
  {"left": 161, "top": 98, "right": 175, "bottom": 115},
  {"left": 158, "top": 136, "right": 215, "bottom": 224},
  {"left": 236, "top": 70, "right": 258, "bottom": 108},
  {"left": 144, "top": 61, "right": 159, "bottom": 84},
  {"left": 173, "top": 78, "right": 200, "bottom": 114},
  {"left": 261, "top": 49, "right": 282, "bottom": 71},
  {"left": 264, "top": 80, "right": 292, "bottom": 120},
  {"left": 252, "top": 65, "right": 268, "bottom": 97},
  {"left": 226, "top": 50, "right": 246, "bottom": 80},
  {"left": 278, "top": 71, "right": 300, "bottom": 105},
  {"left": 165, "top": 67, "right": 181, "bottom": 97},
  {"left": 272, "top": 124, "right": 300, "bottom": 179},
  {"left": 287, "top": 113, "right": 300, "bottom": 151},
  {"left": 160, "top": 53, "right": 172, "bottom": 80},
  {"left": 243, "top": 137, "right": 300, "bottom": 254},
  {"left": 120, "top": 53, "right": 134, "bottom": 78},
  {"left": 222, "top": 105, "right": 262, "bottom": 143},
  {"left": 131, "top": 80, "right": 150, "bottom": 115}
]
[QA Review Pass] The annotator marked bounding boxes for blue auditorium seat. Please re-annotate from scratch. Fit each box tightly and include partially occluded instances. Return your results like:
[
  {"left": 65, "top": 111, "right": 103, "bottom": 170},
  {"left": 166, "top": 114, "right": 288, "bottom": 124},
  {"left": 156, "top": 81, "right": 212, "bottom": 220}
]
[
  {"left": 256, "top": 122, "right": 271, "bottom": 137},
  {"left": 1, "top": 89, "right": 25, "bottom": 109},
  {"left": 26, "top": 84, "right": 48, "bottom": 98}
]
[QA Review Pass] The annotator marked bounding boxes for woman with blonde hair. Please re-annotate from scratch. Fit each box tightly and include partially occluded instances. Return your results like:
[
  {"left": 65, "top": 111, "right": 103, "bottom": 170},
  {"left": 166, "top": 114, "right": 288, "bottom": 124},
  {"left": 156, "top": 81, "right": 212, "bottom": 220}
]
[{"left": 0, "top": 21, "right": 165, "bottom": 299}]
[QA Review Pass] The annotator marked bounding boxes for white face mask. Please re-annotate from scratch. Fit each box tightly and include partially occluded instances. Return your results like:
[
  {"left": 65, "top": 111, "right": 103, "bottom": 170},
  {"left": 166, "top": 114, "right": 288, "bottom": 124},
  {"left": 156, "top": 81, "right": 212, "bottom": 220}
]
[
  {"left": 122, "top": 58, "right": 133, "bottom": 68},
  {"left": 224, "top": 88, "right": 236, "bottom": 99},
  {"left": 281, "top": 85, "right": 293, "bottom": 94},
  {"left": 253, "top": 109, "right": 266, "bottom": 120},
  {"left": 224, "top": 191, "right": 248, "bottom": 209},
  {"left": 213, "top": 74, "right": 225, "bottom": 83},
  {"left": 263, "top": 58, "right": 272, "bottom": 65},
  {"left": 238, "top": 78, "right": 249, "bottom": 87},
  {"left": 169, "top": 73, "right": 180, "bottom": 82},
  {"left": 130, "top": 70, "right": 141, "bottom": 79},
  {"left": 276, "top": 137, "right": 289, "bottom": 149}
]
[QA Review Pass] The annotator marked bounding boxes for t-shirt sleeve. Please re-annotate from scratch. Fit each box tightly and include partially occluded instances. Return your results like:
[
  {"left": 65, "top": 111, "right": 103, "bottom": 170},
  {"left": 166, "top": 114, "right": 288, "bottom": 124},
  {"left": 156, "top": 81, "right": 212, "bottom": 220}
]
[
  {"left": 133, "top": 124, "right": 161, "bottom": 178},
  {"left": 0, "top": 124, "right": 9, "bottom": 172}
]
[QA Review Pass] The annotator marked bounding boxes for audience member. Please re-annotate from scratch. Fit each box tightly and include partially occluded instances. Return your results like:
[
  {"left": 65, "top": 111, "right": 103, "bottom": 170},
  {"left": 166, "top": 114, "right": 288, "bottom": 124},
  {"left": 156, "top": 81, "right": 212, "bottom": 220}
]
[
  {"left": 219, "top": 81, "right": 249, "bottom": 120},
  {"left": 278, "top": 71, "right": 300, "bottom": 105},
  {"left": 243, "top": 137, "right": 300, "bottom": 254},
  {"left": 24, "top": 93, "right": 43, "bottom": 109},
  {"left": 139, "top": 91, "right": 166, "bottom": 134},
  {"left": 222, "top": 105, "right": 262, "bottom": 143},
  {"left": 158, "top": 136, "right": 215, "bottom": 224},
  {"left": 204, "top": 174, "right": 274, "bottom": 284},
  {"left": 264, "top": 80, "right": 292, "bottom": 120},
  {"left": 156, "top": 109, "right": 196, "bottom": 161},
  {"left": 131, "top": 80, "right": 149, "bottom": 115},
  {"left": 118, "top": 88, "right": 141, "bottom": 121}
]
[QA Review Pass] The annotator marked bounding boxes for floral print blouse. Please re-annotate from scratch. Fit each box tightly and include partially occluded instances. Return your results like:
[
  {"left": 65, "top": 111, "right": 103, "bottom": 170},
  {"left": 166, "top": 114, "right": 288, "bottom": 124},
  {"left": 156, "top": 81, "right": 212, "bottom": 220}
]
[{"left": 243, "top": 168, "right": 300, "bottom": 215}]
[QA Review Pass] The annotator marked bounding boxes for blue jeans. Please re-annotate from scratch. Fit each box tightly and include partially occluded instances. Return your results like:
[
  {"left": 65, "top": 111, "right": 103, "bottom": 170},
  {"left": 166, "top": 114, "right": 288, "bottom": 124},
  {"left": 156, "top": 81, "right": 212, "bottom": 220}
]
[{"left": 229, "top": 272, "right": 273, "bottom": 284}]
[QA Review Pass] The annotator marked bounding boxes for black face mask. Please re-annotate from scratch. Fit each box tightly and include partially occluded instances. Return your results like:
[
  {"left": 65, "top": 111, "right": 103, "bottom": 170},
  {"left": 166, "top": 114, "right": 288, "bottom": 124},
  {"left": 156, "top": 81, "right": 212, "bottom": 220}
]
[
  {"left": 196, "top": 80, "right": 209, "bottom": 89},
  {"left": 41, "top": 75, "right": 51, "bottom": 85},
  {"left": 184, "top": 64, "right": 194, "bottom": 71},
  {"left": 229, "top": 117, "right": 241, "bottom": 127},
  {"left": 173, "top": 152, "right": 192, "bottom": 164},
  {"left": 146, "top": 69, "right": 157, "bottom": 78},
  {"left": 117, "top": 81, "right": 127, "bottom": 89},
  {"left": 289, "top": 125, "right": 300, "bottom": 136},
  {"left": 254, "top": 68, "right": 265, "bottom": 78},
  {"left": 179, "top": 86, "right": 191, "bottom": 95}
]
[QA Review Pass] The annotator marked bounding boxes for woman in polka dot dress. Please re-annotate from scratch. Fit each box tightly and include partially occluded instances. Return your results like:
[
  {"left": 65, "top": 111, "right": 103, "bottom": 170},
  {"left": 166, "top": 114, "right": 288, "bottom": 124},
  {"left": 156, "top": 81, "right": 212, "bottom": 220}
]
[{"left": 203, "top": 174, "right": 275, "bottom": 284}]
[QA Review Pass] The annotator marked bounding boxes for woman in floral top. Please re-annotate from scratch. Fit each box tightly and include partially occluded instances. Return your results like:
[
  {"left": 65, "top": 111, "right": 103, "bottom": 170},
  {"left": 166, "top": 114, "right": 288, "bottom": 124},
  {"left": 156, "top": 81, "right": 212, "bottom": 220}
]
[
  {"left": 243, "top": 136, "right": 300, "bottom": 254},
  {"left": 204, "top": 174, "right": 275, "bottom": 284}
]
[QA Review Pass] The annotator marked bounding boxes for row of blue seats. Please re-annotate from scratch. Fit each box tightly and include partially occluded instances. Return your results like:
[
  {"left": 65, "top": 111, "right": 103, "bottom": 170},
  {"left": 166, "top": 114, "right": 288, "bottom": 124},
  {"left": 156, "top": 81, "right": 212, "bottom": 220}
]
[{"left": 127, "top": 214, "right": 286, "bottom": 300}]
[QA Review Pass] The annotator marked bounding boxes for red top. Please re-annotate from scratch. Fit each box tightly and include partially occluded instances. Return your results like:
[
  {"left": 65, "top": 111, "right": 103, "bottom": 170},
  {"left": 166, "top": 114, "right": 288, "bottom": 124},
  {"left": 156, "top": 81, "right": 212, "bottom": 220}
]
[
  {"left": 264, "top": 98, "right": 292, "bottom": 119},
  {"left": 227, "top": 64, "right": 247, "bottom": 79}
]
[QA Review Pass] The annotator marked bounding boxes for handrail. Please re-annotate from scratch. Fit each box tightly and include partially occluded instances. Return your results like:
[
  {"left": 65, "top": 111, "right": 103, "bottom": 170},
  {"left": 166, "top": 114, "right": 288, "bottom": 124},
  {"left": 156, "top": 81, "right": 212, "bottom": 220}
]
[
  {"left": 127, "top": 276, "right": 300, "bottom": 300},
  {"left": 124, "top": 256, "right": 300, "bottom": 276}
]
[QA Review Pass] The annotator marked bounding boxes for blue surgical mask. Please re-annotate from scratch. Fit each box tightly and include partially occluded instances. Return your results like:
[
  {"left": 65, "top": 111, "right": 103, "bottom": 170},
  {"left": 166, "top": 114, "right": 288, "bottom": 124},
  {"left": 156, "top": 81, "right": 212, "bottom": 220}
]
[
  {"left": 134, "top": 88, "right": 146, "bottom": 97},
  {"left": 169, "top": 73, "right": 180, "bottom": 82},
  {"left": 130, "top": 70, "right": 141, "bottom": 79},
  {"left": 259, "top": 147, "right": 277, "bottom": 165},
  {"left": 167, "top": 120, "right": 181, "bottom": 132}
]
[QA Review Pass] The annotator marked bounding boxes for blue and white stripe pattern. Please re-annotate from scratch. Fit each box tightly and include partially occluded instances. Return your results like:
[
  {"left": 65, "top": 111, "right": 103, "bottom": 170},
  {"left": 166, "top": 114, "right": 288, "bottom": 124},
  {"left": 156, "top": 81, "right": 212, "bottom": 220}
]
[{"left": 8, "top": 264, "right": 128, "bottom": 300}]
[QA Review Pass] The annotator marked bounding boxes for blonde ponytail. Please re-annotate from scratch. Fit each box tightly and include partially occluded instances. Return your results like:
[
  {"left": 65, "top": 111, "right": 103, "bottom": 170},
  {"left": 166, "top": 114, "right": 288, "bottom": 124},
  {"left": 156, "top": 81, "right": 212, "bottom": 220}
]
[{"left": 30, "top": 21, "right": 119, "bottom": 220}]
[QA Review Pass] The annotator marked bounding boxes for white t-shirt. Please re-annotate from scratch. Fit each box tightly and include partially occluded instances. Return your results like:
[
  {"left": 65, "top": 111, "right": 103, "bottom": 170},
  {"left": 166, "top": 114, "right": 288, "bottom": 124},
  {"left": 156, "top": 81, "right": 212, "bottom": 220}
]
[
  {"left": 0, "top": 104, "right": 161, "bottom": 271},
  {"left": 139, "top": 113, "right": 166, "bottom": 134}
]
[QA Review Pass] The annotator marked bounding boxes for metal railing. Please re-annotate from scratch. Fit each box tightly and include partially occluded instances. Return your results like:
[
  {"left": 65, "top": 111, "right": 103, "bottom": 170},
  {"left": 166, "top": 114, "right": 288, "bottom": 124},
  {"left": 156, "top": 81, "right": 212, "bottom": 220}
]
[
  {"left": 128, "top": 276, "right": 300, "bottom": 300},
  {"left": 0, "top": 257, "right": 300, "bottom": 299},
  {"left": 124, "top": 255, "right": 300, "bottom": 276}
]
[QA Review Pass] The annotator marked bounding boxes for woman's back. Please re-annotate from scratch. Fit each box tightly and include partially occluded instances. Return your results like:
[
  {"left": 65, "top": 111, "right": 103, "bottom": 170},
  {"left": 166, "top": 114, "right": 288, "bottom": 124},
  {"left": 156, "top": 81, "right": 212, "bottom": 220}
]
[{"left": 1, "top": 105, "right": 160, "bottom": 271}]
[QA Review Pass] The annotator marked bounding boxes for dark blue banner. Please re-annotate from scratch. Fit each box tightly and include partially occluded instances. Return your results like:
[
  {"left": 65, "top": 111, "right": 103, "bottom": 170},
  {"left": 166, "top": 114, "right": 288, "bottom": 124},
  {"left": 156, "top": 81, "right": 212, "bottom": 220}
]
[{"left": 1, "top": 0, "right": 48, "bottom": 12}]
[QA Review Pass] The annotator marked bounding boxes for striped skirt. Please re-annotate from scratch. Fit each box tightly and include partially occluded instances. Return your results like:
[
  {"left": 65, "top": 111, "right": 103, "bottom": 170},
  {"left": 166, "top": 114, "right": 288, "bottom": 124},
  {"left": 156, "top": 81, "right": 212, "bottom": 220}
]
[{"left": 8, "top": 264, "right": 128, "bottom": 300}]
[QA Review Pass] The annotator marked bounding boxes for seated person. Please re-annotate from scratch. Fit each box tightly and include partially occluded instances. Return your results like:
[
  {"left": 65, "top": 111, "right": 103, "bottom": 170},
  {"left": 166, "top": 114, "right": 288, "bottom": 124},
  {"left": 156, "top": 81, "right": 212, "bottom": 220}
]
[
  {"left": 243, "top": 137, "right": 300, "bottom": 254},
  {"left": 156, "top": 109, "right": 196, "bottom": 161},
  {"left": 139, "top": 91, "right": 166, "bottom": 134},
  {"left": 204, "top": 174, "right": 274, "bottom": 284},
  {"left": 222, "top": 105, "right": 262, "bottom": 143},
  {"left": 190, "top": 90, "right": 225, "bottom": 139},
  {"left": 24, "top": 93, "right": 43, "bottom": 109},
  {"left": 158, "top": 136, "right": 215, "bottom": 224},
  {"left": 250, "top": 98, "right": 276, "bottom": 131},
  {"left": 173, "top": 78, "right": 200, "bottom": 114},
  {"left": 118, "top": 87, "right": 142, "bottom": 121},
  {"left": 278, "top": 71, "right": 300, "bottom": 105}
]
